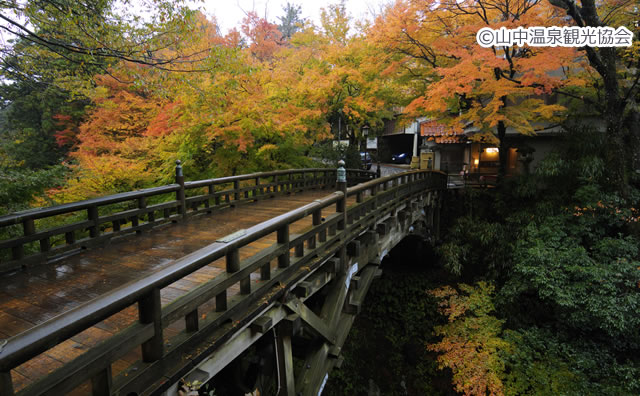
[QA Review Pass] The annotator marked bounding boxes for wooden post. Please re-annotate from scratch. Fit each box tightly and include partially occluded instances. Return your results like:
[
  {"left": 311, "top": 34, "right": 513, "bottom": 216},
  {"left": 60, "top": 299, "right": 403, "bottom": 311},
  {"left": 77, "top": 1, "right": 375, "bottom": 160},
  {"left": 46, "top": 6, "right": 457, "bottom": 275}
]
[
  {"left": 233, "top": 180, "right": 240, "bottom": 205},
  {"left": 185, "top": 309, "right": 199, "bottom": 332},
  {"left": 91, "top": 365, "right": 112, "bottom": 396},
  {"left": 261, "top": 260, "right": 271, "bottom": 280},
  {"left": 336, "top": 160, "right": 347, "bottom": 231},
  {"left": 137, "top": 197, "right": 146, "bottom": 234},
  {"left": 277, "top": 224, "right": 290, "bottom": 268},
  {"left": 355, "top": 191, "right": 363, "bottom": 221},
  {"left": 65, "top": 230, "right": 76, "bottom": 246},
  {"left": 175, "top": 160, "right": 186, "bottom": 220},
  {"left": 216, "top": 290, "right": 227, "bottom": 312},
  {"left": 434, "top": 194, "right": 441, "bottom": 241},
  {"left": 0, "top": 371, "right": 14, "bottom": 396},
  {"left": 274, "top": 325, "right": 295, "bottom": 396},
  {"left": 139, "top": 287, "right": 163, "bottom": 362},
  {"left": 311, "top": 209, "right": 321, "bottom": 248},
  {"left": 86, "top": 206, "right": 99, "bottom": 238},
  {"left": 226, "top": 248, "right": 240, "bottom": 273},
  {"left": 13, "top": 218, "right": 35, "bottom": 261}
]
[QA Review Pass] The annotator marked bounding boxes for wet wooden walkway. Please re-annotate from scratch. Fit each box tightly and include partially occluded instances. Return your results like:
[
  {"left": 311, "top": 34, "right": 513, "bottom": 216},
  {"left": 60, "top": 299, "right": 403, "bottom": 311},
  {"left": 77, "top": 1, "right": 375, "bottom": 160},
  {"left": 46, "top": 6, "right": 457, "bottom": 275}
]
[{"left": 0, "top": 189, "right": 350, "bottom": 393}]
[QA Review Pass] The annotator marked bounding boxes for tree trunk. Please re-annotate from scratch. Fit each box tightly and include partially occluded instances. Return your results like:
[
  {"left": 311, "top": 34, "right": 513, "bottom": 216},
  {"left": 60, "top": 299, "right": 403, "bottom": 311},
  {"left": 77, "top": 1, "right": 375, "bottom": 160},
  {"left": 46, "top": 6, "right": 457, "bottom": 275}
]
[
  {"left": 601, "top": 55, "right": 628, "bottom": 195},
  {"left": 497, "top": 120, "right": 508, "bottom": 183}
]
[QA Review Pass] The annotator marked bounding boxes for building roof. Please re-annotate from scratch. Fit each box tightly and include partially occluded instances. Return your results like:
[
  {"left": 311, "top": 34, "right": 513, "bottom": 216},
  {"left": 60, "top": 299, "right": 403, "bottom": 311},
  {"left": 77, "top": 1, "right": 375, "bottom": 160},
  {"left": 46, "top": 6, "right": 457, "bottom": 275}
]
[{"left": 420, "top": 120, "right": 466, "bottom": 144}]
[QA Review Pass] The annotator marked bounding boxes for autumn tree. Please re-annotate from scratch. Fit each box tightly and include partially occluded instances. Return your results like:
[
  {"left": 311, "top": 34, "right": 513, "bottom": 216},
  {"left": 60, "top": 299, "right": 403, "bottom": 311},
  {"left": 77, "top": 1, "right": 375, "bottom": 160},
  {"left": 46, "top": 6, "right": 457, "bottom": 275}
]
[
  {"left": 371, "top": 0, "right": 584, "bottom": 179},
  {"left": 241, "top": 12, "right": 284, "bottom": 61},
  {"left": 428, "top": 282, "right": 511, "bottom": 396}
]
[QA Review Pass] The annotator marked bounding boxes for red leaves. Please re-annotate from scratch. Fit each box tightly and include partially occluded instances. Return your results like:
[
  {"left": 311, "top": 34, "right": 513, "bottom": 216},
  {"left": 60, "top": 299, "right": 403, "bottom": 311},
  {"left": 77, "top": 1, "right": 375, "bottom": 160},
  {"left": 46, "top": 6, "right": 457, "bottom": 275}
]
[{"left": 52, "top": 114, "right": 80, "bottom": 148}]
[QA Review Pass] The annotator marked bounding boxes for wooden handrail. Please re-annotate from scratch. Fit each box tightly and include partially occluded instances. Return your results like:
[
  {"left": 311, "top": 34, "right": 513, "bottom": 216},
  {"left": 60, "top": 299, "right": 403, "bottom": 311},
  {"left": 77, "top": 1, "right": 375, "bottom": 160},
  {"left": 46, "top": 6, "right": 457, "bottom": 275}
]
[
  {"left": 0, "top": 167, "right": 444, "bottom": 396},
  {"left": 0, "top": 167, "right": 375, "bottom": 273}
]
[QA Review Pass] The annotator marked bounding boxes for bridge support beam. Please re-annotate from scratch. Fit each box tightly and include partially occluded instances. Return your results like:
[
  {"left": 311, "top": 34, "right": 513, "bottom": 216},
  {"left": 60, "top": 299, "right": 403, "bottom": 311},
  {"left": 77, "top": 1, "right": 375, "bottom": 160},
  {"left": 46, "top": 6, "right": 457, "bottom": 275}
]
[{"left": 275, "top": 319, "right": 296, "bottom": 396}]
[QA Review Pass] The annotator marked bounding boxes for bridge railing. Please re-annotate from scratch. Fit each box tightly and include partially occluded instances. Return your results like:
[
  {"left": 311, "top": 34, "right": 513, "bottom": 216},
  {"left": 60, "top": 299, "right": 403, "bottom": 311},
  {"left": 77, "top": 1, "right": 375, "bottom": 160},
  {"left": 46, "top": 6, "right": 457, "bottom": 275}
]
[
  {"left": 0, "top": 168, "right": 446, "bottom": 396},
  {"left": 0, "top": 165, "right": 374, "bottom": 273}
]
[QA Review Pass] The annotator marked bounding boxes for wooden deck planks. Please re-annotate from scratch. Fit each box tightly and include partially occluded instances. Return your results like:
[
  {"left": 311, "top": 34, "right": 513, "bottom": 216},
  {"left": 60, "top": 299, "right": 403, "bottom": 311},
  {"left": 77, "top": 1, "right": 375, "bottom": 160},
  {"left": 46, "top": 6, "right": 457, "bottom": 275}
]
[{"left": 0, "top": 189, "right": 341, "bottom": 393}]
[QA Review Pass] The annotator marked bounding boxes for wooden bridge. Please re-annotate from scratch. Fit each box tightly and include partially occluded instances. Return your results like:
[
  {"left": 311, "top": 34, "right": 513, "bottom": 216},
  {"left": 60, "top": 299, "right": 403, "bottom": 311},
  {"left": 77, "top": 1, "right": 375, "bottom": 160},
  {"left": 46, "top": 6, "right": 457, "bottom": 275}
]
[{"left": 0, "top": 163, "right": 446, "bottom": 396}]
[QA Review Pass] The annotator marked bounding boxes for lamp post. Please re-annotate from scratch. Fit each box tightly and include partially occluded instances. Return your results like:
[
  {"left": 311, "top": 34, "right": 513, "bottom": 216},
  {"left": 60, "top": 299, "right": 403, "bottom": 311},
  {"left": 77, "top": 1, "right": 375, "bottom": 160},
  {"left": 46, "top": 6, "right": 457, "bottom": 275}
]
[{"left": 361, "top": 125, "right": 369, "bottom": 152}]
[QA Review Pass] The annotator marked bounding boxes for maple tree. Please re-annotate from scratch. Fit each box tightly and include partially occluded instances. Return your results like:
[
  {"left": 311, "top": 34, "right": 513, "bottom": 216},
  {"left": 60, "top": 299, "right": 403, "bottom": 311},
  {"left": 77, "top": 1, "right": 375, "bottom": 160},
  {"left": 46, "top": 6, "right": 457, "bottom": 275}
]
[
  {"left": 428, "top": 282, "right": 511, "bottom": 396},
  {"left": 371, "top": 0, "right": 586, "bottom": 179}
]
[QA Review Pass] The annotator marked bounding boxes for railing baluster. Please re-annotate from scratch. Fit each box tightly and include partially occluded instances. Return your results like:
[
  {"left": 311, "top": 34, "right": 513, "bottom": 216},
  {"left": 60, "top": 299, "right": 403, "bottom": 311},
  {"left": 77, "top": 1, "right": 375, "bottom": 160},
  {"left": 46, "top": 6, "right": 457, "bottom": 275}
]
[
  {"left": 226, "top": 247, "right": 250, "bottom": 294},
  {"left": 87, "top": 206, "right": 99, "bottom": 239},
  {"left": 12, "top": 218, "right": 35, "bottom": 261},
  {"left": 139, "top": 287, "right": 163, "bottom": 362},
  {"left": 277, "top": 224, "right": 290, "bottom": 268},
  {"left": 131, "top": 214, "right": 139, "bottom": 230},
  {"left": 39, "top": 236, "right": 50, "bottom": 253},
  {"left": 137, "top": 197, "right": 146, "bottom": 234},
  {"left": 65, "top": 230, "right": 76, "bottom": 246},
  {"left": 255, "top": 177, "right": 260, "bottom": 198},
  {"left": 216, "top": 290, "right": 227, "bottom": 311},
  {"left": 233, "top": 180, "right": 240, "bottom": 204},
  {"left": 203, "top": 186, "right": 211, "bottom": 212},
  {"left": 0, "top": 371, "right": 14, "bottom": 396},
  {"left": 311, "top": 209, "right": 321, "bottom": 247},
  {"left": 258, "top": 177, "right": 264, "bottom": 196},
  {"left": 208, "top": 184, "right": 215, "bottom": 212},
  {"left": 175, "top": 160, "right": 186, "bottom": 219},
  {"left": 261, "top": 260, "right": 271, "bottom": 280},
  {"left": 163, "top": 208, "right": 170, "bottom": 221},
  {"left": 91, "top": 365, "right": 112, "bottom": 396},
  {"left": 336, "top": 161, "right": 347, "bottom": 231},
  {"left": 185, "top": 309, "right": 199, "bottom": 332},
  {"left": 227, "top": 248, "right": 239, "bottom": 273},
  {"left": 355, "top": 191, "right": 363, "bottom": 221}
]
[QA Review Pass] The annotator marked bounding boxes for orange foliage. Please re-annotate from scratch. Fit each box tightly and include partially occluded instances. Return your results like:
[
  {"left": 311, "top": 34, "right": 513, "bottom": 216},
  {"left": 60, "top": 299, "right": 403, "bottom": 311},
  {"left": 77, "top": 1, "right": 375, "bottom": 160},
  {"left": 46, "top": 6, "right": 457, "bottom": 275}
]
[
  {"left": 370, "top": 0, "right": 586, "bottom": 140},
  {"left": 241, "top": 12, "right": 283, "bottom": 61}
]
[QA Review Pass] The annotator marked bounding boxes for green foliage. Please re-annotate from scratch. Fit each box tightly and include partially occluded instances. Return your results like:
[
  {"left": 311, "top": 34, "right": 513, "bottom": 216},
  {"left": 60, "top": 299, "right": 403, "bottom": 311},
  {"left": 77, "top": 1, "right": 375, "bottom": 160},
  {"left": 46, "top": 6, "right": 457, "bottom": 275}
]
[
  {"left": 438, "top": 217, "right": 512, "bottom": 277},
  {"left": 0, "top": 166, "right": 66, "bottom": 214},
  {"left": 277, "top": 3, "right": 305, "bottom": 40},
  {"left": 502, "top": 327, "right": 640, "bottom": 395},
  {"left": 500, "top": 214, "right": 640, "bottom": 341},
  {"left": 325, "top": 268, "right": 451, "bottom": 396},
  {"left": 309, "top": 141, "right": 362, "bottom": 169},
  {"left": 430, "top": 124, "right": 640, "bottom": 395},
  {"left": 0, "top": 80, "right": 87, "bottom": 169}
]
